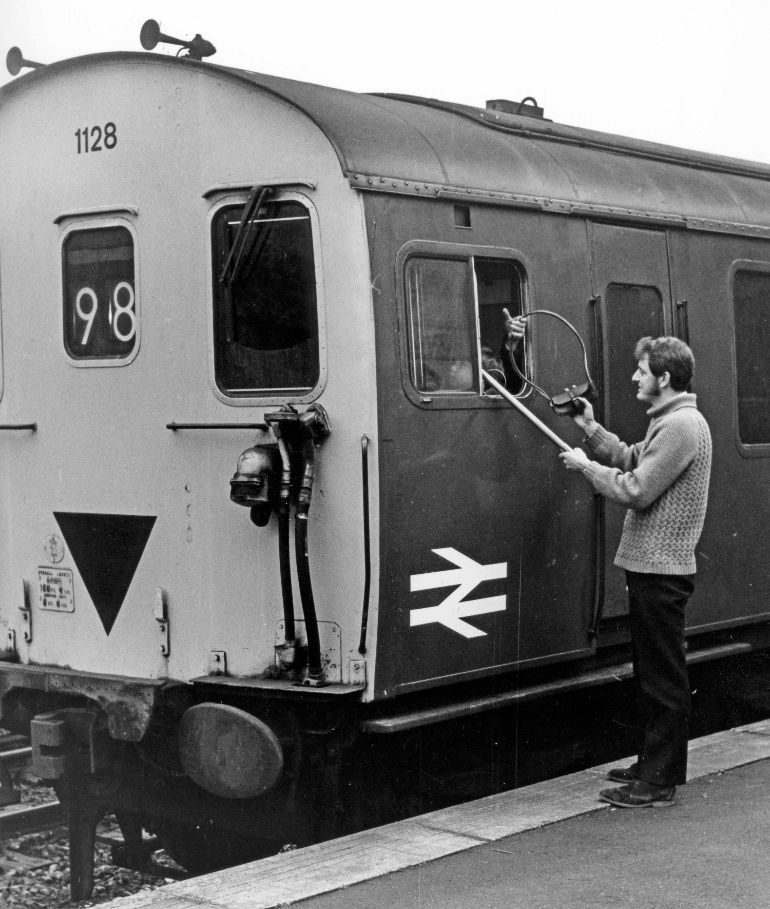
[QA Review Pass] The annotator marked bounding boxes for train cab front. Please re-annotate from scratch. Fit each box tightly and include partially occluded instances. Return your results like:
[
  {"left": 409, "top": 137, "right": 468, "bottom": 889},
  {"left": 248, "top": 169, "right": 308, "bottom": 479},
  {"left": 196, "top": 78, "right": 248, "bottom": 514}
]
[{"left": 0, "top": 29, "right": 379, "bottom": 898}]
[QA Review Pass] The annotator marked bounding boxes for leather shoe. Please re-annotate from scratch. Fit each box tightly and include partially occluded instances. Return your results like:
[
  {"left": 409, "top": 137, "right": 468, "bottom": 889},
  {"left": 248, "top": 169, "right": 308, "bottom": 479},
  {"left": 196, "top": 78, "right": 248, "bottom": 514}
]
[
  {"left": 606, "top": 762, "right": 639, "bottom": 783},
  {"left": 599, "top": 780, "right": 676, "bottom": 808}
]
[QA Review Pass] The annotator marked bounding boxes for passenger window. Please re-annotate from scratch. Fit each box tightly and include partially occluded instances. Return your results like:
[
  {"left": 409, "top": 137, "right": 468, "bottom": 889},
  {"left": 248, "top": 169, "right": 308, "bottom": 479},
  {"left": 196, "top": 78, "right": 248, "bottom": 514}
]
[
  {"left": 212, "top": 199, "right": 319, "bottom": 396},
  {"left": 405, "top": 255, "right": 525, "bottom": 396},
  {"left": 605, "top": 283, "right": 664, "bottom": 443},
  {"left": 733, "top": 269, "right": 770, "bottom": 445},
  {"left": 62, "top": 226, "right": 137, "bottom": 362}
]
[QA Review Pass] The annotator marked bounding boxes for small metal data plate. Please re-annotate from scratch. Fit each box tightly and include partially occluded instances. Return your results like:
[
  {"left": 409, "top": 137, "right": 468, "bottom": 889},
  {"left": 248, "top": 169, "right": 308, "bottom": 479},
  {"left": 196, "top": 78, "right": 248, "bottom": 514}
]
[{"left": 38, "top": 568, "right": 75, "bottom": 612}]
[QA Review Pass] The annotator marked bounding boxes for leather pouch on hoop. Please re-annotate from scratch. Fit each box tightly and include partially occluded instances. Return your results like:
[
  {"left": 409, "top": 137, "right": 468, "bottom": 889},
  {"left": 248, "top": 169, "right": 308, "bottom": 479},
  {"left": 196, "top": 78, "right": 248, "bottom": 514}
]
[
  {"left": 508, "top": 310, "right": 598, "bottom": 417},
  {"left": 550, "top": 381, "right": 597, "bottom": 416}
]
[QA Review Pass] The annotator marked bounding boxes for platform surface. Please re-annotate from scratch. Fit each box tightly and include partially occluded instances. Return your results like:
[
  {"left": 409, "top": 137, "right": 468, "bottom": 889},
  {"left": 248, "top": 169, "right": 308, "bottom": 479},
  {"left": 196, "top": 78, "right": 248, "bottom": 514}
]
[{"left": 104, "top": 719, "right": 770, "bottom": 908}]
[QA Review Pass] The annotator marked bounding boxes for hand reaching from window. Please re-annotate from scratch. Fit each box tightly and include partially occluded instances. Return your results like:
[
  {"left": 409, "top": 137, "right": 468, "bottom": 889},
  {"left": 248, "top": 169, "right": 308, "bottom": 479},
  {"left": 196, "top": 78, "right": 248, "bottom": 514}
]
[{"left": 503, "top": 308, "right": 527, "bottom": 348}]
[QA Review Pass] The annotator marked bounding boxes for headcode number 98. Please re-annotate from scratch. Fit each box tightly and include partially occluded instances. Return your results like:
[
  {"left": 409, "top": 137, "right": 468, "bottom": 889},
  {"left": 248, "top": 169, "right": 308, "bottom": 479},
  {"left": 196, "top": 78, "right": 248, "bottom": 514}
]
[{"left": 75, "top": 283, "right": 136, "bottom": 345}]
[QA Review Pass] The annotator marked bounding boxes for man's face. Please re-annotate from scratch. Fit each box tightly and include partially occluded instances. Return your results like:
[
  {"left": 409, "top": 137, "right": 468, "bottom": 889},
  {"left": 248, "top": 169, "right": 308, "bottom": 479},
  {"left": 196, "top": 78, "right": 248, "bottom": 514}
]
[{"left": 632, "top": 354, "right": 662, "bottom": 404}]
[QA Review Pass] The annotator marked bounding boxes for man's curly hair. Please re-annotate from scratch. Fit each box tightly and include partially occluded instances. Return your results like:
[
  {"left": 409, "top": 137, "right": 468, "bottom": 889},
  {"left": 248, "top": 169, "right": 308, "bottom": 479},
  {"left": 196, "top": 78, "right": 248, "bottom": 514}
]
[{"left": 634, "top": 336, "right": 694, "bottom": 391}]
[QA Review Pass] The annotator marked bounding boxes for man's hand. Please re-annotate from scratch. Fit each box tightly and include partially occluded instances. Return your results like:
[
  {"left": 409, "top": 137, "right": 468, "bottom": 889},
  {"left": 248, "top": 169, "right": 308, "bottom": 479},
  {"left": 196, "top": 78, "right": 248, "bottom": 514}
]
[
  {"left": 570, "top": 398, "right": 597, "bottom": 433},
  {"left": 560, "top": 447, "right": 591, "bottom": 472},
  {"left": 503, "top": 308, "right": 526, "bottom": 347}
]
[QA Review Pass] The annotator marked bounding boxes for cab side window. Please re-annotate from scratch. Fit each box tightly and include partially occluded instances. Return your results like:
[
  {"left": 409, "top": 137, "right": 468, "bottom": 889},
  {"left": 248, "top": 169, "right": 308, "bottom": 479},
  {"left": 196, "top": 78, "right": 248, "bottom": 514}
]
[
  {"left": 405, "top": 254, "right": 525, "bottom": 397},
  {"left": 405, "top": 257, "right": 476, "bottom": 393},
  {"left": 212, "top": 199, "right": 319, "bottom": 397}
]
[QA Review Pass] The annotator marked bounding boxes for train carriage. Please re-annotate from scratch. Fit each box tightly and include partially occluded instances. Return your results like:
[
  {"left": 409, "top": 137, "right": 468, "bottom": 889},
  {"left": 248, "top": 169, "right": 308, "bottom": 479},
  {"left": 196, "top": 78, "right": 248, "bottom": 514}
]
[{"left": 1, "top": 24, "right": 770, "bottom": 897}]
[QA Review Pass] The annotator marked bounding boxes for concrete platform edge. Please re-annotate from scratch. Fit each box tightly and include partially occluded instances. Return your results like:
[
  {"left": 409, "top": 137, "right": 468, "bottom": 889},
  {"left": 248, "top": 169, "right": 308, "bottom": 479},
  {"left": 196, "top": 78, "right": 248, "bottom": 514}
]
[{"left": 103, "top": 719, "right": 770, "bottom": 909}]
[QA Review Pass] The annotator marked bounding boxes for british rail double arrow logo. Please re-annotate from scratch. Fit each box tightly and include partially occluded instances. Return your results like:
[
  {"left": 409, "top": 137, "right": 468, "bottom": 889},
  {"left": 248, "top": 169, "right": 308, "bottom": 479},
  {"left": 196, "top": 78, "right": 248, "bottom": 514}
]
[{"left": 409, "top": 548, "right": 507, "bottom": 639}]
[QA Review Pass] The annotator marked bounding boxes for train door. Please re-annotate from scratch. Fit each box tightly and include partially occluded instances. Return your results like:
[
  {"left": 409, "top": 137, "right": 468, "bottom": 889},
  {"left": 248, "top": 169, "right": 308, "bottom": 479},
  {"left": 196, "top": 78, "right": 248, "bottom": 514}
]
[
  {"left": 666, "top": 231, "right": 770, "bottom": 629},
  {"left": 368, "top": 200, "right": 598, "bottom": 697},
  {"left": 589, "top": 223, "right": 670, "bottom": 618}
]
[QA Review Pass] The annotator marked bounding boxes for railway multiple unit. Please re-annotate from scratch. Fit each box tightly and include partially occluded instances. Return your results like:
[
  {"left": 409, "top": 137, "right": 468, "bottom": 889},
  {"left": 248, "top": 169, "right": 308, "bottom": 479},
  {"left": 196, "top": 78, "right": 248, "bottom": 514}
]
[{"left": 1, "top": 21, "right": 770, "bottom": 900}]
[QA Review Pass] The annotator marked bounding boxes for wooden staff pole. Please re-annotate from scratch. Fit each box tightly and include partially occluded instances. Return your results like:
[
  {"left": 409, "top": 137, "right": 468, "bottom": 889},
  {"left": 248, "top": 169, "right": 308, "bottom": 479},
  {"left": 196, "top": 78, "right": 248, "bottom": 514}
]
[{"left": 482, "top": 369, "right": 572, "bottom": 453}]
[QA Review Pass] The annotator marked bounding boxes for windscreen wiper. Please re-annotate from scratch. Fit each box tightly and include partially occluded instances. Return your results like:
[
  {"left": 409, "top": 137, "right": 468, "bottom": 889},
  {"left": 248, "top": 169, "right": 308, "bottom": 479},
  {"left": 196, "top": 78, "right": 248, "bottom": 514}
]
[{"left": 218, "top": 184, "right": 273, "bottom": 287}]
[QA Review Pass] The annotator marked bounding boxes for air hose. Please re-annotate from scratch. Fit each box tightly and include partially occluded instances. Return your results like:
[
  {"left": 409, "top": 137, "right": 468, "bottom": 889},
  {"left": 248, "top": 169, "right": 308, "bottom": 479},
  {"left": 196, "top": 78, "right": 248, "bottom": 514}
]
[
  {"left": 274, "top": 428, "right": 296, "bottom": 645},
  {"left": 295, "top": 435, "right": 323, "bottom": 681}
]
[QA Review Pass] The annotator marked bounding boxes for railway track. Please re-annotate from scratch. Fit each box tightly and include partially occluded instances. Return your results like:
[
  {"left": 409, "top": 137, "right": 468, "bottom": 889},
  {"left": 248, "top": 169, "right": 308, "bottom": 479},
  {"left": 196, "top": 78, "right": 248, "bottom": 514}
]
[
  {"left": 0, "top": 732, "right": 185, "bottom": 906},
  {"left": 0, "top": 732, "right": 62, "bottom": 840},
  {"left": 0, "top": 800, "right": 63, "bottom": 838},
  {"left": 0, "top": 793, "right": 186, "bottom": 881}
]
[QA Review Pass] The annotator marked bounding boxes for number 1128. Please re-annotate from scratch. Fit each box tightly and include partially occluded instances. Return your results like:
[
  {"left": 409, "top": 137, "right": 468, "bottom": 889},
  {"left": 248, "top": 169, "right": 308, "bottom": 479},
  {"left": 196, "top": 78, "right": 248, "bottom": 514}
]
[{"left": 75, "top": 123, "right": 117, "bottom": 154}]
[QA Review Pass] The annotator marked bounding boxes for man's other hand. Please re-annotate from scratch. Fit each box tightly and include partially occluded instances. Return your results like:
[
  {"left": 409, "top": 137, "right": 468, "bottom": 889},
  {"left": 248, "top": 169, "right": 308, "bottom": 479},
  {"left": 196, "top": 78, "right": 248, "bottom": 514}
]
[{"left": 560, "top": 447, "right": 590, "bottom": 472}]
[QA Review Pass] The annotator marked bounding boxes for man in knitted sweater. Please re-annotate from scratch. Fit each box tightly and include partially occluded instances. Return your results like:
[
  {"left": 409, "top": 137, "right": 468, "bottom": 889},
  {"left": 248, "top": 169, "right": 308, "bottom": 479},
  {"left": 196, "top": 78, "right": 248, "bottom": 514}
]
[{"left": 560, "top": 336, "right": 712, "bottom": 808}]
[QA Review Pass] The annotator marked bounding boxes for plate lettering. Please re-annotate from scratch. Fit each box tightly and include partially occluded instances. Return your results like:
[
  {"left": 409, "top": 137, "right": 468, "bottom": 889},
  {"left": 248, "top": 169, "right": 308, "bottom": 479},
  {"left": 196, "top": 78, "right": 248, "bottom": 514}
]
[{"left": 38, "top": 568, "right": 75, "bottom": 613}]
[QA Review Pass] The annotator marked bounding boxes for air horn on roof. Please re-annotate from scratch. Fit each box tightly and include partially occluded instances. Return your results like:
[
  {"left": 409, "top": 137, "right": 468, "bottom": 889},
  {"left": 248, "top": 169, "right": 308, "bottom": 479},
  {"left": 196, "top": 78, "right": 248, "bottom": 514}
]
[
  {"left": 6, "top": 47, "right": 44, "bottom": 76},
  {"left": 139, "top": 19, "right": 216, "bottom": 60}
]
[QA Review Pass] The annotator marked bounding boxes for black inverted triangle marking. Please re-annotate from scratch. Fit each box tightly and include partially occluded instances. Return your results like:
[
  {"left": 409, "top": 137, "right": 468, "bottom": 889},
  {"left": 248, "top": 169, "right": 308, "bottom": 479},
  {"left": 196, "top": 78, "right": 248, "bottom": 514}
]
[{"left": 53, "top": 512, "right": 156, "bottom": 635}]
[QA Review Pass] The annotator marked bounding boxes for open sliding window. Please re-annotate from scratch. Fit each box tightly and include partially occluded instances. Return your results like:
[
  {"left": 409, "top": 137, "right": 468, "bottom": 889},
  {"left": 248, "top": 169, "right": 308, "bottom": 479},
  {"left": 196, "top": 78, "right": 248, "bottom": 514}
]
[
  {"left": 212, "top": 195, "right": 320, "bottom": 397},
  {"left": 733, "top": 266, "right": 770, "bottom": 451},
  {"left": 404, "top": 254, "right": 526, "bottom": 399}
]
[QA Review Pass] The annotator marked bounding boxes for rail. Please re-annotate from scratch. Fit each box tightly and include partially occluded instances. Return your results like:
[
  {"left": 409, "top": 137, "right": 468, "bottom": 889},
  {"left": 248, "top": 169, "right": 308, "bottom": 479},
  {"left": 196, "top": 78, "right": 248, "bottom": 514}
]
[{"left": 0, "top": 801, "right": 63, "bottom": 838}]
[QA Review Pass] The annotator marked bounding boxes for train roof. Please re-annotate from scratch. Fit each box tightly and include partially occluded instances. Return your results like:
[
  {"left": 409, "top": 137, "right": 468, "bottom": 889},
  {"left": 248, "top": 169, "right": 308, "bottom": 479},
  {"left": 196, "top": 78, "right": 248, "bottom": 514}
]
[{"left": 5, "top": 51, "right": 770, "bottom": 233}]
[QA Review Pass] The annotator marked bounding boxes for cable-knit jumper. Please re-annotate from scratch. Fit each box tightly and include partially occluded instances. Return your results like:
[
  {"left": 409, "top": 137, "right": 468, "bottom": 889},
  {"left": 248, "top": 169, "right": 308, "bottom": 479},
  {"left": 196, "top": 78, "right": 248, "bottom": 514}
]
[{"left": 582, "top": 393, "right": 712, "bottom": 575}]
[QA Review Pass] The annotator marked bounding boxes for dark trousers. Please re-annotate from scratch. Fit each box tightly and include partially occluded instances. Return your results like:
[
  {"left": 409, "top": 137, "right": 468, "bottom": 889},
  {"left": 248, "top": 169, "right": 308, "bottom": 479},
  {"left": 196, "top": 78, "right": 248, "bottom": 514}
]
[{"left": 626, "top": 570, "right": 694, "bottom": 787}]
